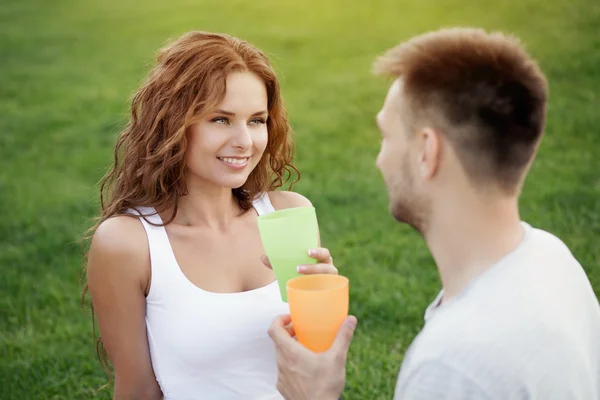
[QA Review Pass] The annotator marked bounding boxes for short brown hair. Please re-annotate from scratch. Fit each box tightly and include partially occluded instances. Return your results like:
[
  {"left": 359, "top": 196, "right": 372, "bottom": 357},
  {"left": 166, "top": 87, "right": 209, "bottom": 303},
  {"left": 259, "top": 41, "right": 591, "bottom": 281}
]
[{"left": 374, "top": 27, "right": 548, "bottom": 192}]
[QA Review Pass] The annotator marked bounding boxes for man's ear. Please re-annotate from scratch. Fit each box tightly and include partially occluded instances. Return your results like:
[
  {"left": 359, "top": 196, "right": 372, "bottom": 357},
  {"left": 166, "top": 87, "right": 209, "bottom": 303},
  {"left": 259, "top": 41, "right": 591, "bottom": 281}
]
[{"left": 418, "top": 127, "right": 441, "bottom": 180}]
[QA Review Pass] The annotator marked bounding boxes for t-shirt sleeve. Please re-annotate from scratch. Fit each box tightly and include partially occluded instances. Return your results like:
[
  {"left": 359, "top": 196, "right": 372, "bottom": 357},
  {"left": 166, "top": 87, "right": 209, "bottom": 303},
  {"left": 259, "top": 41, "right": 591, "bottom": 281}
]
[{"left": 394, "top": 359, "right": 491, "bottom": 400}]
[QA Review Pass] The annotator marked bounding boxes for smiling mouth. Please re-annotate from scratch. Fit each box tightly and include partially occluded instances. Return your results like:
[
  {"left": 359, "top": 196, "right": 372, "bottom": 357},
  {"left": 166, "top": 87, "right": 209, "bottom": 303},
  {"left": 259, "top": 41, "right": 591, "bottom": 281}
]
[{"left": 217, "top": 157, "right": 250, "bottom": 166}]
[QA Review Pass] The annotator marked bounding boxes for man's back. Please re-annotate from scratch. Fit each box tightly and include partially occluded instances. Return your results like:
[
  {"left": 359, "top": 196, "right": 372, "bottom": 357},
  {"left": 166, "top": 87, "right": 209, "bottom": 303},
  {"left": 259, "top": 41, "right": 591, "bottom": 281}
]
[{"left": 394, "top": 223, "right": 600, "bottom": 399}]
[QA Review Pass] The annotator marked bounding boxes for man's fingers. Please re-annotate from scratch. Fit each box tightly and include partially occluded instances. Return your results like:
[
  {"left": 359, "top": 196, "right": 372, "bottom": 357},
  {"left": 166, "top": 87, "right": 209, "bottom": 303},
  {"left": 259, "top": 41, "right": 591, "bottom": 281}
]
[
  {"left": 284, "top": 321, "right": 296, "bottom": 337},
  {"left": 328, "top": 316, "right": 358, "bottom": 360},
  {"left": 261, "top": 255, "right": 273, "bottom": 270},
  {"left": 268, "top": 315, "right": 294, "bottom": 346}
]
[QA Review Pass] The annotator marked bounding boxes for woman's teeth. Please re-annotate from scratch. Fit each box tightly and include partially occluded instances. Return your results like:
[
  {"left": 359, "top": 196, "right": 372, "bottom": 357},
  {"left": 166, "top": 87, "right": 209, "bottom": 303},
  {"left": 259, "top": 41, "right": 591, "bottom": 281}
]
[{"left": 219, "top": 157, "right": 248, "bottom": 165}]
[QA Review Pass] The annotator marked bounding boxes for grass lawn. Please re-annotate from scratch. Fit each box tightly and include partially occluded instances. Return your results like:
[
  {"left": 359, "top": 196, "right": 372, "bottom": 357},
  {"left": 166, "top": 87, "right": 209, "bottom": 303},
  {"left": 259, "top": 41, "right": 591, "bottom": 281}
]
[{"left": 1, "top": 0, "right": 599, "bottom": 398}]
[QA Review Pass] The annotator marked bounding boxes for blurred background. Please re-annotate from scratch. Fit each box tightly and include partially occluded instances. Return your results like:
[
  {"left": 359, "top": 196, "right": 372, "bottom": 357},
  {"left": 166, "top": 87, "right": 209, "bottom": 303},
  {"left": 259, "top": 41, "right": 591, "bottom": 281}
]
[{"left": 1, "top": 0, "right": 598, "bottom": 398}]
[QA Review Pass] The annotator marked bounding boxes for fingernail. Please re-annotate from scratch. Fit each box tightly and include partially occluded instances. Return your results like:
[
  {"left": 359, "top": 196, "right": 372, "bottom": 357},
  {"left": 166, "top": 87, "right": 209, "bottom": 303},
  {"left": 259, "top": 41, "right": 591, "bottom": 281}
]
[
  {"left": 345, "top": 317, "right": 357, "bottom": 329},
  {"left": 308, "top": 249, "right": 316, "bottom": 257},
  {"left": 297, "top": 265, "right": 306, "bottom": 273}
]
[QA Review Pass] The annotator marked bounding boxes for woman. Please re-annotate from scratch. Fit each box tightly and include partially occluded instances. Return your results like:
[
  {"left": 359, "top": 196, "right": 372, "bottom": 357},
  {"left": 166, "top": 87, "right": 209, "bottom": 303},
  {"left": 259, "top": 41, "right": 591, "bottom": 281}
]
[{"left": 83, "top": 31, "right": 337, "bottom": 399}]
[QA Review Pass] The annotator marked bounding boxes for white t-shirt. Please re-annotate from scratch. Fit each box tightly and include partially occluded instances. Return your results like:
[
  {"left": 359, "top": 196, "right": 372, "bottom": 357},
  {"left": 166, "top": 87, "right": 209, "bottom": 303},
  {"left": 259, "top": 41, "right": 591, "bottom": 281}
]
[{"left": 394, "top": 222, "right": 600, "bottom": 399}]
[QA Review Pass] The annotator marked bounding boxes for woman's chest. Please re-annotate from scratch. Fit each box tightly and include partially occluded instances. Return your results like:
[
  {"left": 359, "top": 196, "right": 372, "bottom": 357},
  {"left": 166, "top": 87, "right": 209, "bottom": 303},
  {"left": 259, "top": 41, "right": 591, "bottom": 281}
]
[
  {"left": 167, "top": 224, "right": 275, "bottom": 293},
  {"left": 146, "top": 283, "right": 289, "bottom": 367}
]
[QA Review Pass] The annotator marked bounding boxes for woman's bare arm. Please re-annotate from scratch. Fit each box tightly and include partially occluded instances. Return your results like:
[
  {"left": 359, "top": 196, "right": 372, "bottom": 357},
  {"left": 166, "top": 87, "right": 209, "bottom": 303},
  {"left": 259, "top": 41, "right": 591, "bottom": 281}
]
[{"left": 87, "top": 216, "right": 162, "bottom": 400}]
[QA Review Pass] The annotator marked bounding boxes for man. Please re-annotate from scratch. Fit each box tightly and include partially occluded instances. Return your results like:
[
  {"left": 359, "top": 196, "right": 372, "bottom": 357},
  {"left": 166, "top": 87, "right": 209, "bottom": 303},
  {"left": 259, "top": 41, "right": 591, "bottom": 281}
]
[{"left": 266, "top": 27, "right": 600, "bottom": 399}]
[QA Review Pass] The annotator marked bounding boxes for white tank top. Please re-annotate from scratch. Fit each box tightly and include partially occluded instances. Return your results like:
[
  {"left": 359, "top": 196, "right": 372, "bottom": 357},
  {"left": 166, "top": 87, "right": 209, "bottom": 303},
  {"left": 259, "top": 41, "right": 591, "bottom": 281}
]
[{"left": 129, "top": 193, "right": 288, "bottom": 400}]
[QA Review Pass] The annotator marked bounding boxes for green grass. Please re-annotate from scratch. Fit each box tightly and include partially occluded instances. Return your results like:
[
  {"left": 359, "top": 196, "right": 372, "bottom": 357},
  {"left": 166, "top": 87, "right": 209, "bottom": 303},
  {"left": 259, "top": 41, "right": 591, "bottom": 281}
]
[{"left": 1, "top": 0, "right": 599, "bottom": 398}]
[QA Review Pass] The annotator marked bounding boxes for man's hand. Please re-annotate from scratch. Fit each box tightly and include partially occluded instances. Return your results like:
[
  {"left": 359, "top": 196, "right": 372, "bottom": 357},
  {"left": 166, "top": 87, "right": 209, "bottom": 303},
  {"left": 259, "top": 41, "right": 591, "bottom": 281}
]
[{"left": 268, "top": 314, "right": 358, "bottom": 400}]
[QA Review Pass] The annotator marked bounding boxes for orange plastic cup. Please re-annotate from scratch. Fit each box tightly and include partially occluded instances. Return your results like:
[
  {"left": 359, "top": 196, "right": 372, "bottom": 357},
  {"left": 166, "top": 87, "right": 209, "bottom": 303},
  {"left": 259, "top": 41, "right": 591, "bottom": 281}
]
[{"left": 287, "top": 274, "right": 349, "bottom": 352}]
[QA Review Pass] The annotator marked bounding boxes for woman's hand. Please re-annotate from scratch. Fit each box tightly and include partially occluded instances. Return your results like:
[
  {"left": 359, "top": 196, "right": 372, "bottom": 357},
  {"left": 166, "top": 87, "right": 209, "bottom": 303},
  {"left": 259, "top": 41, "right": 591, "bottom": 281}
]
[{"left": 261, "top": 247, "right": 338, "bottom": 275}]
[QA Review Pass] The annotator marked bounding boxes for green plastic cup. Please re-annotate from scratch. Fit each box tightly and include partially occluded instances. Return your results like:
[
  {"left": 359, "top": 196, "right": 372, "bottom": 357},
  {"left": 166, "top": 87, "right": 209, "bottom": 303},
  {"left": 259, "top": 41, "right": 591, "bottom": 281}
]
[{"left": 257, "top": 206, "right": 319, "bottom": 302}]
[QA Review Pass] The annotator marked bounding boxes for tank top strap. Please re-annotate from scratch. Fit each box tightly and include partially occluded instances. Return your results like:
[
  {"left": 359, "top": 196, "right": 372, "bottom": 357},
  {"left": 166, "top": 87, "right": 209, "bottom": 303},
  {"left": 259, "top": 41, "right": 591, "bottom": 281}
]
[
  {"left": 252, "top": 192, "right": 275, "bottom": 216},
  {"left": 126, "top": 206, "right": 180, "bottom": 301}
]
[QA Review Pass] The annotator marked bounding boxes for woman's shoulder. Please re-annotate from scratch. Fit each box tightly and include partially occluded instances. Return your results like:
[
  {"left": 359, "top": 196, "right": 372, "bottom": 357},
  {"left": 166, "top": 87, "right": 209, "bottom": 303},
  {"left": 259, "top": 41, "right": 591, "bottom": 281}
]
[
  {"left": 87, "top": 214, "right": 150, "bottom": 284},
  {"left": 92, "top": 214, "right": 147, "bottom": 253},
  {"left": 266, "top": 190, "right": 313, "bottom": 210}
]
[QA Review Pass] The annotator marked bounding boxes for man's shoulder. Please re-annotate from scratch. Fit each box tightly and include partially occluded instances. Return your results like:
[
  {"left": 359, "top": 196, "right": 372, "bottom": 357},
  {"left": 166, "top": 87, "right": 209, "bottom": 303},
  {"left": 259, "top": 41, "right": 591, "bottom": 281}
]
[{"left": 524, "top": 223, "right": 578, "bottom": 263}]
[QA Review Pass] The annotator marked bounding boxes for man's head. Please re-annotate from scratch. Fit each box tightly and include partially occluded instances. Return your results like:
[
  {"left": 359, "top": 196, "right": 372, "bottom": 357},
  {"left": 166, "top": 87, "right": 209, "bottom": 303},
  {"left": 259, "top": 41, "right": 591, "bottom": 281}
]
[{"left": 374, "top": 27, "right": 548, "bottom": 233}]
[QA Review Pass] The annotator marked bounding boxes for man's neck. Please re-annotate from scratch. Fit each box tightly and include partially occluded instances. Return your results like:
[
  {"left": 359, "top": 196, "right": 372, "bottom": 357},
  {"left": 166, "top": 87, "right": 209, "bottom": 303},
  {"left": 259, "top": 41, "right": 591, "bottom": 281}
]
[{"left": 424, "top": 194, "right": 525, "bottom": 303}]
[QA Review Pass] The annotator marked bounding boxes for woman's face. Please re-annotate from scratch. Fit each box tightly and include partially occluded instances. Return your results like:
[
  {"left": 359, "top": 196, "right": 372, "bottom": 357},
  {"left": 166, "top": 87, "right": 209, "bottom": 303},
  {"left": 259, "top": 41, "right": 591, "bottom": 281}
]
[{"left": 186, "top": 71, "right": 269, "bottom": 191}]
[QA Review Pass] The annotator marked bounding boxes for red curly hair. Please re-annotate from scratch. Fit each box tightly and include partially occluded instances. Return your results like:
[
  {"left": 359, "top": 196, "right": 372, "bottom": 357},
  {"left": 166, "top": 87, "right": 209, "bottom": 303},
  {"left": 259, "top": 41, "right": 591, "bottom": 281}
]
[{"left": 82, "top": 30, "right": 299, "bottom": 376}]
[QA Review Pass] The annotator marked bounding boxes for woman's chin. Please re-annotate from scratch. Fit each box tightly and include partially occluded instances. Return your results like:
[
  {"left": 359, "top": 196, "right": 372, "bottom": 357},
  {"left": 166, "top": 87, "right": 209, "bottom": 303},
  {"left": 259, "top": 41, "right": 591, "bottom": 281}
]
[
  {"left": 220, "top": 177, "right": 251, "bottom": 190},
  {"left": 186, "top": 167, "right": 255, "bottom": 192}
]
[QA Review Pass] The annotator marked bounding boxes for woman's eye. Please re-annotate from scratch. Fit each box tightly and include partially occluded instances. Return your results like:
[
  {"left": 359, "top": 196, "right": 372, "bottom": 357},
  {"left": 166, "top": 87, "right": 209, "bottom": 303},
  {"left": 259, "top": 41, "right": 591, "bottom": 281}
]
[
  {"left": 212, "top": 117, "right": 229, "bottom": 125},
  {"left": 249, "top": 118, "right": 266, "bottom": 125}
]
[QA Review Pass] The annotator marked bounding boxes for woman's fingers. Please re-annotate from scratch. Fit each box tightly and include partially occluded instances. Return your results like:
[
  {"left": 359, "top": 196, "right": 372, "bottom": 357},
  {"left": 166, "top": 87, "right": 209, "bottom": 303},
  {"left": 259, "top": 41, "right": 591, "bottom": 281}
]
[{"left": 297, "top": 263, "right": 338, "bottom": 275}]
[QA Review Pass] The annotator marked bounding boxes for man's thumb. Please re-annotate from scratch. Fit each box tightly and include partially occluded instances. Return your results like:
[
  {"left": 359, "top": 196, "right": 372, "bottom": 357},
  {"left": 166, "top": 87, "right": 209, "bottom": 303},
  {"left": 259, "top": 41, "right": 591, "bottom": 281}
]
[{"left": 330, "top": 316, "right": 357, "bottom": 356}]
